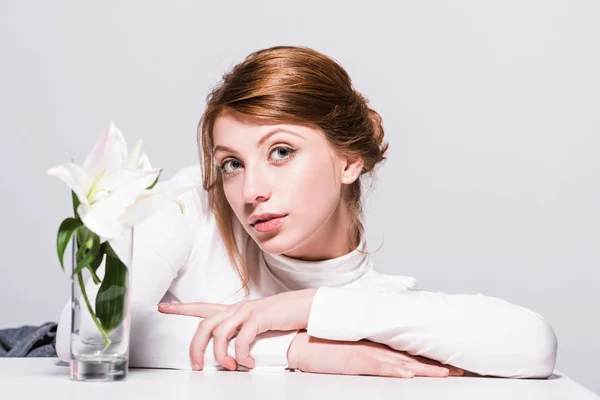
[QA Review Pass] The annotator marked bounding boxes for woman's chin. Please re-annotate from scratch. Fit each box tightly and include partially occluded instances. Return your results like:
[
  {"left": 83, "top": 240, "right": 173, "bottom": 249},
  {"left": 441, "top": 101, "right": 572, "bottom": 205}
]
[{"left": 252, "top": 231, "right": 303, "bottom": 255}]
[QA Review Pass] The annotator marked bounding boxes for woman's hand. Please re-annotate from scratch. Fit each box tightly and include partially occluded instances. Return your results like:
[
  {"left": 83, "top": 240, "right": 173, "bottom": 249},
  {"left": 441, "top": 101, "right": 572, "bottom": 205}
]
[
  {"left": 287, "top": 331, "right": 465, "bottom": 378},
  {"left": 158, "top": 288, "right": 317, "bottom": 371}
]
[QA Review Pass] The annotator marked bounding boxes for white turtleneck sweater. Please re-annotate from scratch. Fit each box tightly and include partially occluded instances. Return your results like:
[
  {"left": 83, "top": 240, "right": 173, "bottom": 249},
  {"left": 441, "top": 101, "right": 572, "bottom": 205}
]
[{"left": 55, "top": 165, "right": 557, "bottom": 378}]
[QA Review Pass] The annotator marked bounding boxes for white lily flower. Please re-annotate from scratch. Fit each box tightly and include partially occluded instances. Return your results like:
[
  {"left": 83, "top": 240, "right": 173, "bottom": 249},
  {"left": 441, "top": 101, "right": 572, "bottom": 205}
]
[
  {"left": 122, "top": 180, "right": 195, "bottom": 226},
  {"left": 47, "top": 122, "right": 186, "bottom": 241}
]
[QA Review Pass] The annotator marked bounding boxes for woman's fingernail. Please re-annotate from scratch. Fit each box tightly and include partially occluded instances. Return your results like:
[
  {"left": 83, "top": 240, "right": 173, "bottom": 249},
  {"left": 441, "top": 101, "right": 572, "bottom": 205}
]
[
  {"left": 158, "top": 303, "right": 171, "bottom": 308},
  {"left": 191, "top": 361, "right": 200, "bottom": 371},
  {"left": 396, "top": 368, "right": 414, "bottom": 378}
]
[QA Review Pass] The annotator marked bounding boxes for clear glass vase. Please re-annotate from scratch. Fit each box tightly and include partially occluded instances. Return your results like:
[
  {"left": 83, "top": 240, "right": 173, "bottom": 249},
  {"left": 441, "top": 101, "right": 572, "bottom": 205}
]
[{"left": 69, "top": 227, "right": 133, "bottom": 381}]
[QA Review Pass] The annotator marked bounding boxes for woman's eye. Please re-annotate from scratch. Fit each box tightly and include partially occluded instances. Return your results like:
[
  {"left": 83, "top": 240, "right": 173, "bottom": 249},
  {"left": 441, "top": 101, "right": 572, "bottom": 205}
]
[
  {"left": 219, "top": 147, "right": 295, "bottom": 175},
  {"left": 220, "top": 159, "right": 242, "bottom": 174},
  {"left": 269, "top": 146, "right": 295, "bottom": 162}
]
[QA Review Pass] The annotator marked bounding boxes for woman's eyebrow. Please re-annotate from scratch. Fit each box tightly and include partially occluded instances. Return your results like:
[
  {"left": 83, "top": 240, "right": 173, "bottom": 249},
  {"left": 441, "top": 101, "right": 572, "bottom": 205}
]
[
  {"left": 256, "top": 128, "right": 305, "bottom": 147},
  {"left": 213, "top": 128, "right": 305, "bottom": 154}
]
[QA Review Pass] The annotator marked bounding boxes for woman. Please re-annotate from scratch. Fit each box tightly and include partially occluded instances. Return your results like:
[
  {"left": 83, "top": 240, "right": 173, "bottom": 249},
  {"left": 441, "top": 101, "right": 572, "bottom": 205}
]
[{"left": 56, "top": 46, "right": 557, "bottom": 379}]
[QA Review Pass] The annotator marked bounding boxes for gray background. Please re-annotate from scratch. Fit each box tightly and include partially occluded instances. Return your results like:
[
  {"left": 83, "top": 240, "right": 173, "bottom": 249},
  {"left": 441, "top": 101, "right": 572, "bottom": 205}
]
[{"left": 1, "top": 0, "right": 598, "bottom": 394}]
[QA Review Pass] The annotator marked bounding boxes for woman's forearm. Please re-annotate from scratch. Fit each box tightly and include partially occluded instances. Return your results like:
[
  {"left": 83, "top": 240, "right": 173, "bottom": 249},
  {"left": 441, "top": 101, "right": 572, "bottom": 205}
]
[{"left": 306, "top": 287, "right": 557, "bottom": 378}]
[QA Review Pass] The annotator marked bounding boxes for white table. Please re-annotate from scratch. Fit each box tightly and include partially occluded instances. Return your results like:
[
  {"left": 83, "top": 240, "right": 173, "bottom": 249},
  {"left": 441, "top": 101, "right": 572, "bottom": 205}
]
[{"left": 0, "top": 358, "right": 597, "bottom": 400}]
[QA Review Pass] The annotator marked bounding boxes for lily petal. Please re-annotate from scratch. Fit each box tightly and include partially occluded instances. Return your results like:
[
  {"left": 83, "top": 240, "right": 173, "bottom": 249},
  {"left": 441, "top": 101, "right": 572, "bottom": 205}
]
[
  {"left": 122, "top": 183, "right": 193, "bottom": 225},
  {"left": 122, "top": 192, "right": 183, "bottom": 226},
  {"left": 47, "top": 163, "right": 92, "bottom": 206},
  {"left": 78, "top": 193, "right": 130, "bottom": 240},
  {"left": 103, "top": 121, "right": 129, "bottom": 173},
  {"left": 83, "top": 127, "right": 109, "bottom": 178},
  {"left": 123, "top": 139, "right": 143, "bottom": 170},
  {"left": 138, "top": 152, "right": 152, "bottom": 171},
  {"left": 92, "top": 168, "right": 162, "bottom": 205},
  {"left": 84, "top": 121, "right": 129, "bottom": 177}
]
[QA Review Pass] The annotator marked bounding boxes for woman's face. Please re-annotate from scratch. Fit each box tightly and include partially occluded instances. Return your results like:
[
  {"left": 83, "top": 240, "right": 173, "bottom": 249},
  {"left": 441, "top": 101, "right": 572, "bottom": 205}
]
[{"left": 212, "top": 110, "right": 362, "bottom": 257}]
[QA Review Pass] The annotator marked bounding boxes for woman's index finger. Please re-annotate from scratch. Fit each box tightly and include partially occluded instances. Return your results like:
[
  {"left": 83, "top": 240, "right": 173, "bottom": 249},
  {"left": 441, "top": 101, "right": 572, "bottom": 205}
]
[{"left": 158, "top": 302, "right": 228, "bottom": 317}]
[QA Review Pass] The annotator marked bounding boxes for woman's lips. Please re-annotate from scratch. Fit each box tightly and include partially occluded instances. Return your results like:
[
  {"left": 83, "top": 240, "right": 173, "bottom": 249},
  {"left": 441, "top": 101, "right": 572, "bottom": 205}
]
[{"left": 253, "top": 215, "right": 287, "bottom": 233}]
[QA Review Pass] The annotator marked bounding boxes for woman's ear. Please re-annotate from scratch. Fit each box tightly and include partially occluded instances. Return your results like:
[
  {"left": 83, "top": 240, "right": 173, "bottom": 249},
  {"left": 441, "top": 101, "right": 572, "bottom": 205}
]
[{"left": 340, "top": 155, "right": 364, "bottom": 185}]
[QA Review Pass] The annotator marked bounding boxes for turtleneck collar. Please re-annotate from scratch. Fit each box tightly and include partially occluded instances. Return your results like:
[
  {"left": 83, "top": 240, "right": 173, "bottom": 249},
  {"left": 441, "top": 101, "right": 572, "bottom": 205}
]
[{"left": 260, "top": 237, "right": 372, "bottom": 290}]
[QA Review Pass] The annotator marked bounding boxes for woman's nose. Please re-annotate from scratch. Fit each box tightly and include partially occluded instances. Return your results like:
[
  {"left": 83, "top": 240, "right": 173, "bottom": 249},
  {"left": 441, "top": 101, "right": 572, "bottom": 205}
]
[{"left": 242, "top": 165, "right": 271, "bottom": 204}]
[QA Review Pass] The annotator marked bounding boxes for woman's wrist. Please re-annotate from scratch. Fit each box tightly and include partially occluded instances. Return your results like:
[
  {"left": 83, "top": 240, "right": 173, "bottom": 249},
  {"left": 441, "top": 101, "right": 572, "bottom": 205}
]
[{"left": 287, "top": 329, "right": 309, "bottom": 370}]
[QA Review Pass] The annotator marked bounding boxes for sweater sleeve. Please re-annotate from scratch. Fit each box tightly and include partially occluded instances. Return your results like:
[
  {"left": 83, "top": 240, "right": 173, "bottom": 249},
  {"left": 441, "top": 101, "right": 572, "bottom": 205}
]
[
  {"left": 55, "top": 164, "right": 296, "bottom": 371},
  {"left": 306, "top": 286, "right": 558, "bottom": 378}
]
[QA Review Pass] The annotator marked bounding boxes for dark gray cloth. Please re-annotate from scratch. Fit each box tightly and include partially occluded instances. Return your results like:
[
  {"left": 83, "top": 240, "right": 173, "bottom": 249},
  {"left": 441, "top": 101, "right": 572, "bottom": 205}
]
[{"left": 0, "top": 322, "right": 58, "bottom": 357}]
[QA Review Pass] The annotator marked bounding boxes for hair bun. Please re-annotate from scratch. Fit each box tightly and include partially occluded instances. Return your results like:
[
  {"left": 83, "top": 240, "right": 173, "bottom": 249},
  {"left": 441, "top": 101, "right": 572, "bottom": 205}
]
[
  {"left": 353, "top": 91, "right": 388, "bottom": 160},
  {"left": 368, "top": 109, "right": 383, "bottom": 144},
  {"left": 367, "top": 108, "right": 388, "bottom": 161}
]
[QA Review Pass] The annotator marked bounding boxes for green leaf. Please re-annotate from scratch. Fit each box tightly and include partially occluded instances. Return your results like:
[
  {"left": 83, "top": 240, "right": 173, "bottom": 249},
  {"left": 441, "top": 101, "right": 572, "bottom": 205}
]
[
  {"left": 146, "top": 170, "right": 162, "bottom": 190},
  {"left": 71, "top": 190, "right": 81, "bottom": 219},
  {"left": 104, "top": 243, "right": 118, "bottom": 258},
  {"left": 57, "top": 218, "right": 83, "bottom": 271},
  {"left": 87, "top": 242, "right": 106, "bottom": 285},
  {"left": 71, "top": 227, "right": 101, "bottom": 280},
  {"left": 77, "top": 271, "right": 111, "bottom": 350},
  {"left": 96, "top": 244, "right": 128, "bottom": 335}
]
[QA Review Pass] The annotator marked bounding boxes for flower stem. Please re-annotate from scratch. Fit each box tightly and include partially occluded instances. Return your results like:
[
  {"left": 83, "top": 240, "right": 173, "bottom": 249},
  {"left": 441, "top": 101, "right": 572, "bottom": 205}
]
[{"left": 77, "top": 271, "right": 111, "bottom": 352}]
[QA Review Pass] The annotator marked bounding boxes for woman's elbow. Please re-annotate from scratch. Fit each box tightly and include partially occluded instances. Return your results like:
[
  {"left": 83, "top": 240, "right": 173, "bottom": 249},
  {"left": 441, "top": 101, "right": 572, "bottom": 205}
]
[
  {"left": 55, "top": 302, "right": 71, "bottom": 363},
  {"left": 483, "top": 308, "right": 558, "bottom": 379},
  {"left": 515, "top": 315, "right": 557, "bottom": 378},
  {"left": 465, "top": 298, "right": 558, "bottom": 378}
]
